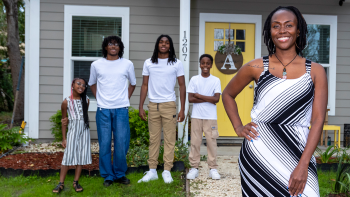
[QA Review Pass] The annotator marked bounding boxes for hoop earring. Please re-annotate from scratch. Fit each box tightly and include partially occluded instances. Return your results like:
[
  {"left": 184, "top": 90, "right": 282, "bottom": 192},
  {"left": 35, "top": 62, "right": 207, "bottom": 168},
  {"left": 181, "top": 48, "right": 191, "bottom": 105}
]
[{"left": 295, "top": 43, "right": 300, "bottom": 49}]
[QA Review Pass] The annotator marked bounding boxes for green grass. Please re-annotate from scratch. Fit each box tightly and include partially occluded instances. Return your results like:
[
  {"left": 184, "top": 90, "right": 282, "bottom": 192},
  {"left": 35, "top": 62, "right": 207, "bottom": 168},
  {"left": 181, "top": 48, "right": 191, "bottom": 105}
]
[
  {"left": 0, "top": 171, "right": 185, "bottom": 197},
  {"left": 318, "top": 170, "right": 336, "bottom": 197}
]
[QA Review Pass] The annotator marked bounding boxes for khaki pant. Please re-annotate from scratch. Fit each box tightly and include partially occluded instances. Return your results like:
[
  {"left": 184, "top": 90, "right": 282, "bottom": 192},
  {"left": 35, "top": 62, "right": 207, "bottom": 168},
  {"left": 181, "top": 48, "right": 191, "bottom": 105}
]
[
  {"left": 147, "top": 101, "right": 177, "bottom": 171},
  {"left": 189, "top": 118, "right": 218, "bottom": 169}
]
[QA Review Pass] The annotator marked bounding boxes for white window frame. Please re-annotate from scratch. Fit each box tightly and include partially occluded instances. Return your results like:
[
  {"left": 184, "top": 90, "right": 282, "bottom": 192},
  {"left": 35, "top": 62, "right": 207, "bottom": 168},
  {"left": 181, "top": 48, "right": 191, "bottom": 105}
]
[
  {"left": 63, "top": 5, "right": 130, "bottom": 111},
  {"left": 303, "top": 14, "right": 337, "bottom": 116}
]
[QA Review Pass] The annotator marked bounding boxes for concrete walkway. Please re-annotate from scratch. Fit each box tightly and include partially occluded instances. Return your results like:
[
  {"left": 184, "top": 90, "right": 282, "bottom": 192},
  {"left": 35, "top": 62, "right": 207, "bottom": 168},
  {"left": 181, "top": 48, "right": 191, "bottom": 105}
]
[{"left": 190, "top": 156, "right": 242, "bottom": 197}]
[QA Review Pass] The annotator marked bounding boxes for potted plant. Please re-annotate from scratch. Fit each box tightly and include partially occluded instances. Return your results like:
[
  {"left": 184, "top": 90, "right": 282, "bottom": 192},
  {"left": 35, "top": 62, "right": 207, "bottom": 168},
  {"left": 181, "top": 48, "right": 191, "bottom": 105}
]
[{"left": 316, "top": 146, "right": 339, "bottom": 171}]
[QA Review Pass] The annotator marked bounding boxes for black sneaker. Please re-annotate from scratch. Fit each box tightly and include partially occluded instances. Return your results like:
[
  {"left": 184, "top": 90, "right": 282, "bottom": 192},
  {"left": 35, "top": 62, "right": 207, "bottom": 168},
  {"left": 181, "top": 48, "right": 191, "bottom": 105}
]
[
  {"left": 103, "top": 180, "right": 113, "bottom": 187},
  {"left": 115, "top": 176, "right": 130, "bottom": 185}
]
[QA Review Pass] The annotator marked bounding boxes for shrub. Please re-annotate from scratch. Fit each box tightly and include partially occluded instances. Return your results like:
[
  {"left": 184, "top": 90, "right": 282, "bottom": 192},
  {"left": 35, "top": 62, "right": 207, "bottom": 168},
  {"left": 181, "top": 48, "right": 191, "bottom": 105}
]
[
  {"left": 0, "top": 123, "right": 32, "bottom": 152},
  {"left": 129, "top": 107, "right": 149, "bottom": 146},
  {"left": 126, "top": 143, "right": 149, "bottom": 167},
  {"left": 174, "top": 140, "right": 191, "bottom": 168},
  {"left": 49, "top": 110, "right": 64, "bottom": 142}
]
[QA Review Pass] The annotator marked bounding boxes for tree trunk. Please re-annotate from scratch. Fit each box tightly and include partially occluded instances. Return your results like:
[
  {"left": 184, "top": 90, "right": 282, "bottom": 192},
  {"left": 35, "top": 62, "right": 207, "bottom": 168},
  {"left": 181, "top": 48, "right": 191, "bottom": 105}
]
[{"left": 3, "top": 0, "right": 24, "bottom": 122}]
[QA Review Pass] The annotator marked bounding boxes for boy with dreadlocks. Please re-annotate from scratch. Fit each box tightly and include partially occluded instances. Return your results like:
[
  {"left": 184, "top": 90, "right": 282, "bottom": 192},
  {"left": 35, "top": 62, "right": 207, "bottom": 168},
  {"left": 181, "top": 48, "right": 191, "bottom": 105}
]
[
  {"left": 88, "top": 35, "right": 136, "bottom": 187},
  {"left": 138, "top": 34, "right": 186, "bottom": 183}
]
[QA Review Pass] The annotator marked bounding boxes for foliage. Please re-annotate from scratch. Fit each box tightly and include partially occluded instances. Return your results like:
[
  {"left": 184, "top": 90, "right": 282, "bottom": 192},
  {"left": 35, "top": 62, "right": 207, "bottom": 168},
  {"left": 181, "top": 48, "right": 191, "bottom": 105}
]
[
  {"left": 158, "top": 144, "right": 165, "bottom": 165},
  {"left": 0, "top": 62, "right": 13, "bottom": 112},
  {"left": 315, "top": 146, "right": 339, "bottom": 163},
  {"left": 49, "top": 110, "right": 63, "bottom": 142},
  {"left": 333, "top": 155, "right": 350, "bottom": 194},
  {"left": 126, "top": 143, "right": 149, "bottom": 167},
  {"left": 174, "top": 140, "right": 191, "bottom": 168},
  {"left": 217, "top": 44, "right": 242, "bottom": 55},
  {"left": 129, "top": 107, "right": 149, "bottom": 146},
  {"left": 0, "top": 0, "right": 25, "bottom": 59},
  {"left": 0, "top": 123, "right": 31, "bottom": 152},
  {"left": 336, "top": 147, "right": 350, "bottom": 163},
  {"left": 337, "top": 172, "right": 350, "bottom": 196},
  {"left": 0, "top": 1, "right": 25, "bottom": 113},
  {"left": 200, "top": 155, "right": 208, "bottom": 161},
  {"left": 173, "top": 108, "right": 191, "bottom": 168}
]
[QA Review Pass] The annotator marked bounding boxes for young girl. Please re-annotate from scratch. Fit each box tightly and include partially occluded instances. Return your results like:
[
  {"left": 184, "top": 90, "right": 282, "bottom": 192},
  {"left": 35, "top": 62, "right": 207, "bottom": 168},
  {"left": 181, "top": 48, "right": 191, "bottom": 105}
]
[{"left": 53, "top": 78, "right": 92, "bottom": 193}]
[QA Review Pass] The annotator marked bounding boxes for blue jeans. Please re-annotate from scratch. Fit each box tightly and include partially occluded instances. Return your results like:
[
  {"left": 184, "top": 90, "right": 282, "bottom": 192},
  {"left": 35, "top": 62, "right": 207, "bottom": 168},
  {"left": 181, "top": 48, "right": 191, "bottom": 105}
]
[{"left": 96, "top": 107, "right": 130, "bottom": 181}]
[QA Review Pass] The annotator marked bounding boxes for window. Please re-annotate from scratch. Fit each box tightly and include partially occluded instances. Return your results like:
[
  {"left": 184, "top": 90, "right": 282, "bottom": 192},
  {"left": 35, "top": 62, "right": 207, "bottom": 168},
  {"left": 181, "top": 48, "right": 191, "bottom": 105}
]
[
  {"left": 72, "top": 16, "right": 122, "bottom": 57},
  {"left": 214, "top": 28, "right": 246, "bottom": 52},
  {"left": 303, "top": 25, "right": 330, "bottom": 64},
  {"left": 71, "top": 16, "right": 122, "bottom": 99},
  {"left": 64, "top": 5, "right": 130, "bottom": 111},
  {"left": 303, "top": 15, "right": 337, "bottom": 116}
]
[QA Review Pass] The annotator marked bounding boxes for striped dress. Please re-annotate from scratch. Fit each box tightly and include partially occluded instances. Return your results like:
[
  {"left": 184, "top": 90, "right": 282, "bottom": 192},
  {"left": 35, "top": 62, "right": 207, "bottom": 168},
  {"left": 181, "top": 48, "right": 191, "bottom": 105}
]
[
  {"left": 61, "top": 96, "right": 92, "bottom": 166},
  {"left": 239, "top": 56, "right": 319, "bottom": 196}
]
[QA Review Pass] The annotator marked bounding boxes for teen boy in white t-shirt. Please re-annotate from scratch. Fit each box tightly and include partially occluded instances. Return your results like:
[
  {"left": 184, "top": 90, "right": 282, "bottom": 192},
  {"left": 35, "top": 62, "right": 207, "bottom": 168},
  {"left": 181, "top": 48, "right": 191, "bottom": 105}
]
[
  {"left": 138, "top": 35, "right": 186, "bottom": 183},
  {"left": 88, "top": 36, "right": 136, "bottom": 187},
  {"left": 186, "top": 54, "right": 222, "bottom": 180}
]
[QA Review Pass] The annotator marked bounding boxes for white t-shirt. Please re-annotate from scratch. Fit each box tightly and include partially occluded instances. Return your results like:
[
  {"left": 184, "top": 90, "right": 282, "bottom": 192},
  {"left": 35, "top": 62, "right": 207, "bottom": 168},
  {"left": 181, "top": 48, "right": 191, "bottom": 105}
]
[
  {"left": 187, "top": 75, "right": 221, "bottom": 120},
  {"left": 88, "top": 58, "right": 136, "bottom": 109},
  {"left": 142, "top": 58, "right": 184, "bottom": 103}
]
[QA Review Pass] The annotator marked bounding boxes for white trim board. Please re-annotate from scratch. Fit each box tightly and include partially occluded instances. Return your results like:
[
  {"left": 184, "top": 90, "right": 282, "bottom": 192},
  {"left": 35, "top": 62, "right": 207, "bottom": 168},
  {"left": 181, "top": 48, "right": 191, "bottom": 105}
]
[
  {"left": 24, "top": 0, "right": 40, "bottom": 139},
  {"left": 198, "top": 13, "right": 262, "bottom": 75},
  {"left": 63, "top": 5, "right": 130, "bottom": 111},
  {"left": 303, "top": 14, "right": 337, "bottom": 116}
]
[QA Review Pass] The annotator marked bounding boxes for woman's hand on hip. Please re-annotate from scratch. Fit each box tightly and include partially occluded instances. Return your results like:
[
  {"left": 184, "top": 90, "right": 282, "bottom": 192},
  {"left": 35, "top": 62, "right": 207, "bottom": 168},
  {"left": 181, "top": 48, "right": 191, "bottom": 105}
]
[
  {"left": 288, "top": 164, "right": 308, "bottom": 197},
  {"left": 236, "top": 122, "right": 259, "bottom": 141}
]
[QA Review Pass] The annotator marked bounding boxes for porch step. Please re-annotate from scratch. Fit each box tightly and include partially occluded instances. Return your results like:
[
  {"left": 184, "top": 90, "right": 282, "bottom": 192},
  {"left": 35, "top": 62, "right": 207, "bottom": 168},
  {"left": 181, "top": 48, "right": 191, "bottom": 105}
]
[{"left": 203, "top": 137, "right": 244, "bottom": 146}]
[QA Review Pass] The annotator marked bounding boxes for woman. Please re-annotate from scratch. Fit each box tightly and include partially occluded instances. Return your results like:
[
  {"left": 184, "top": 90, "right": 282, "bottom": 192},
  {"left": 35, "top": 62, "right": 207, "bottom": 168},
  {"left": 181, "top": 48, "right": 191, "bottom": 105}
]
[{"left": 222, "top": 6, "right": 327, "bottom": 197}]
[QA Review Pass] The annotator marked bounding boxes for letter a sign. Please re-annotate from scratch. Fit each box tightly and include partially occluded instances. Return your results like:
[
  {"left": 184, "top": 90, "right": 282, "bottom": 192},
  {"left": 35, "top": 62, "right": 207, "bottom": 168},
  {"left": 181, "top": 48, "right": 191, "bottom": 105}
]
[
  {"left": 221, "top": 54, "right": 236, "bottom": 70},
  {"left": 214, "top": 52, "right": 243, "bottom": 75}
]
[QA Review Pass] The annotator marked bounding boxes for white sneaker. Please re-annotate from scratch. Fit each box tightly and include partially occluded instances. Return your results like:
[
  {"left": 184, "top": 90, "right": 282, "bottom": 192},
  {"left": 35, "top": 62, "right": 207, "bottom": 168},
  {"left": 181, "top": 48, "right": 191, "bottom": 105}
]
[
  {"left": 162, "top": 170, "right": 173, "bottom": 183},
  {"left": 209, "top": 169, "right": 221, "bottom": 180},
  {"left": 138, "top": 171, "right": 158, "bottom": 183},
  {"left": 186, "top": 168, "right": 199, "bottom": 180}
]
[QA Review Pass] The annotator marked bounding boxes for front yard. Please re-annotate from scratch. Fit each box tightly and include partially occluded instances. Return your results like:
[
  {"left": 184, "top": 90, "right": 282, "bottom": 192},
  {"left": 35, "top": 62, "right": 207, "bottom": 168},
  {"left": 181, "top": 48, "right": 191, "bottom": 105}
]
[{"left": 0, "top": 171, "right": 185, "bottom": 197}]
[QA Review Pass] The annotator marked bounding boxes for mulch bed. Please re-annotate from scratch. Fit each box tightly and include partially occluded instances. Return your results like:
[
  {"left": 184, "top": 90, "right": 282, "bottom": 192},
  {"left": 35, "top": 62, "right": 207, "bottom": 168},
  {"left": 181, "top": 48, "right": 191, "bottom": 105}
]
[
  {"left": 0, "top": 152, "right": 184, "bottom": 177},
  {"left": 0, "top": 152, "right": 99, "bottom": 171}
]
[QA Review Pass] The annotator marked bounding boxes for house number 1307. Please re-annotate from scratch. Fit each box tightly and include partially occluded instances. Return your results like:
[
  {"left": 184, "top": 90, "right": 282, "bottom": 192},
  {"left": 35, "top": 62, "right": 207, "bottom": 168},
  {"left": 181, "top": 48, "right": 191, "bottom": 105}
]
[{"left": 182, "top": 31, "right": 188, "bottom": 61}]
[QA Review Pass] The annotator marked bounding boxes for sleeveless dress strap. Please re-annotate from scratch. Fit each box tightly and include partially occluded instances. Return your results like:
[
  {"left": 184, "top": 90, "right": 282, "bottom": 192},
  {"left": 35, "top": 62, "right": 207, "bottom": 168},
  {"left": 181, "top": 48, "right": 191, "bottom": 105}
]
[
  {"left": 263, "top": 56, "right": 269, "bottom": 71},
  {"left": 305, "top": 59, "right": 312, "bottom": 75}
]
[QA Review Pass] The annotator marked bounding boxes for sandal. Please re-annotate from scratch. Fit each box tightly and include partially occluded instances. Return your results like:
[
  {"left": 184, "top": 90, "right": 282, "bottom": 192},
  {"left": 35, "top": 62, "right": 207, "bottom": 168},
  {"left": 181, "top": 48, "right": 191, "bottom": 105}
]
[
  {"left": 73, "top": 180, "right": 83, "bottom": 192},
  {"left": 52, "top": 182, "right": 64, "bottom": 193}
]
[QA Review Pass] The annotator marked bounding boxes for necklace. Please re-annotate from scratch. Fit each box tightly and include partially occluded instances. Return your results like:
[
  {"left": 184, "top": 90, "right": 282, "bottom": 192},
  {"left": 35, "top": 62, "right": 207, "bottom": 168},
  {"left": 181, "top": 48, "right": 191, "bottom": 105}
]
[{"left": 274, "top": 54, "right": 298, "bottom": 79}]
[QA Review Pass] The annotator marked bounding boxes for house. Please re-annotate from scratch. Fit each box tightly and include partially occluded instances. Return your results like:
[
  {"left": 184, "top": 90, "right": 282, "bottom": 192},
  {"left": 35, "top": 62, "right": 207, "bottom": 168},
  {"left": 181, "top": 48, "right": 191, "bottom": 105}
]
[{"left": 24, "top": 0, "right": 350, "bottom": 145}]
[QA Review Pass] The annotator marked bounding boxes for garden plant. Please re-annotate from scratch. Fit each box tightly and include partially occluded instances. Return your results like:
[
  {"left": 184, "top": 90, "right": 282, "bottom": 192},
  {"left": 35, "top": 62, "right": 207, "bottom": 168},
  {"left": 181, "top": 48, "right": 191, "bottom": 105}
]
[{"left": 0, "top": 123, "right": 31, "bottom": 153}]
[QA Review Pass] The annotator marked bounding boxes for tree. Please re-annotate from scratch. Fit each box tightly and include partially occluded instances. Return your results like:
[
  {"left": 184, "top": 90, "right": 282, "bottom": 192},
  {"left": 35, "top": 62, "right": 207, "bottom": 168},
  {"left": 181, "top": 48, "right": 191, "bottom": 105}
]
[{"left": 2, "top": 0, "right": 24, "bottom": 121}]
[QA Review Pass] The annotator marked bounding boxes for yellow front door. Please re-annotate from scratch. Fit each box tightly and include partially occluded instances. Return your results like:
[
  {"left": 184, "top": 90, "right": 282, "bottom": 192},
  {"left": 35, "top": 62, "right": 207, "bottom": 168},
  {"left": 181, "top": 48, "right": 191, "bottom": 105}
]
[{"left": 205, "top": 22, "right": 255, "bottom": 136}]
